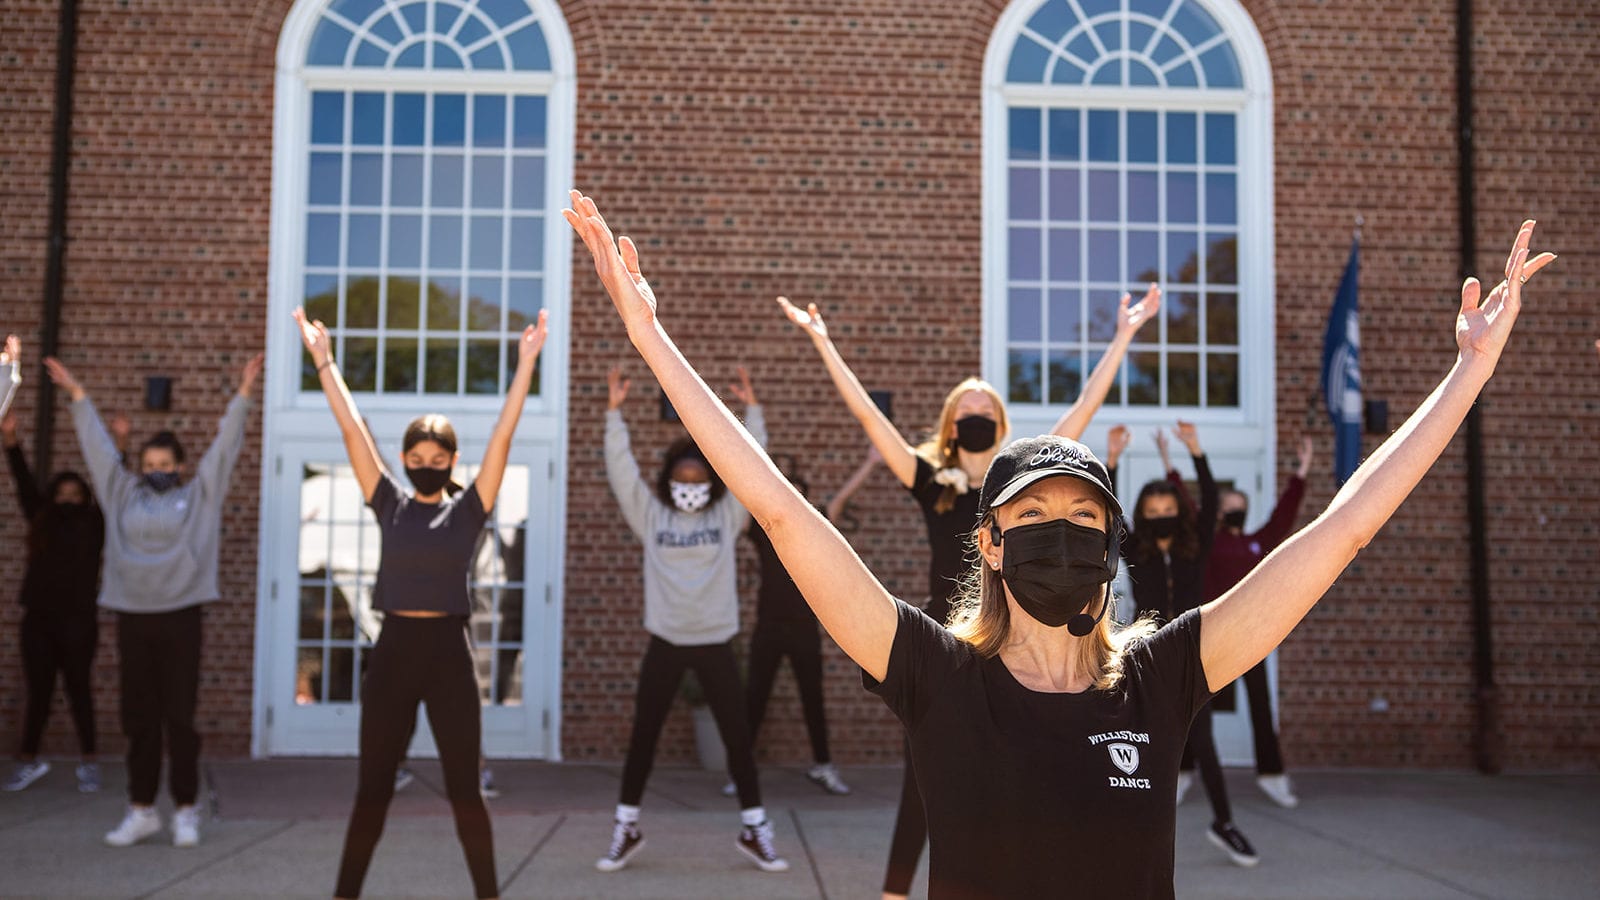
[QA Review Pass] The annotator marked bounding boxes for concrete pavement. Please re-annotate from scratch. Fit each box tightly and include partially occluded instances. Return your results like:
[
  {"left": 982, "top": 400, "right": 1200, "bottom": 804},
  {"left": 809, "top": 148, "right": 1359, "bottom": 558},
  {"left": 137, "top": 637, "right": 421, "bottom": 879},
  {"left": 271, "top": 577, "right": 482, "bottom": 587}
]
[{"left": 0, "top": 760, "right": 1595, "bottom": 898}]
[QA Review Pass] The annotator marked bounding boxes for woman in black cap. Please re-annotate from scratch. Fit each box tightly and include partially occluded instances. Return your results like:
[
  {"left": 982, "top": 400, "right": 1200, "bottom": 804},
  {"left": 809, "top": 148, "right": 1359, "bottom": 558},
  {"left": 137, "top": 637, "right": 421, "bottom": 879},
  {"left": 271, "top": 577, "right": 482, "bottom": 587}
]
[{"left": 566, "top": 191, "right": 1550, "bottom": 898}]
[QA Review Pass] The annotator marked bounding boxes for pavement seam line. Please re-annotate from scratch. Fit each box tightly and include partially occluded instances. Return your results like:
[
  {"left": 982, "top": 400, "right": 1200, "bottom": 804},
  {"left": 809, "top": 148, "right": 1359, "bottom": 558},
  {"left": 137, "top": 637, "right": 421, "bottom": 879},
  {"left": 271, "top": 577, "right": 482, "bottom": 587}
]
[
  {"left": 498, "top": 812, "right": 567, "bottom": 895},
  {"left": 130, "top": 818, "right": 300, "bottom": 900},
  {"left": 788, "top": 807, "right": 829, "bottom": 900},
  {"left": 1252, "top": 806, "right": 1493, "bottom": 900}
]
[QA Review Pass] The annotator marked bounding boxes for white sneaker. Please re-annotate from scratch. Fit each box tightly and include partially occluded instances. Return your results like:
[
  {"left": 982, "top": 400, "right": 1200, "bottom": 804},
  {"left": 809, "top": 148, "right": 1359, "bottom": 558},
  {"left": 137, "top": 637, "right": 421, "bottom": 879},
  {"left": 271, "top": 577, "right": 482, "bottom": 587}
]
[
  {"left": 172, "top": 806, "right": 201, "bottom": 847},
  {"left": 1175, "top": 771, "right": 1193, "bottom": 805},
  {"left": 805, "top": 763, "right": 851, "bottom": 795},
  {"left": 75, "top": 763, "right": 101, "bottom": 793},
  {"left": 394, "top": 766, "right": 415, "bottom": 793},
  {"left": 1256, "top": 773, "right": 1299, "bottom": 809},
  {"left": 479, "top": 768, "right": 500, "bottom": 799},
  {"left": 3, "top": 760, "right": 51, "bottom": 792},
  {"left": 720, "top": 780, "right": 737, "bottom": 797},
  {"left": 104, "top": 806, "right": 163, "bottom": 847}
]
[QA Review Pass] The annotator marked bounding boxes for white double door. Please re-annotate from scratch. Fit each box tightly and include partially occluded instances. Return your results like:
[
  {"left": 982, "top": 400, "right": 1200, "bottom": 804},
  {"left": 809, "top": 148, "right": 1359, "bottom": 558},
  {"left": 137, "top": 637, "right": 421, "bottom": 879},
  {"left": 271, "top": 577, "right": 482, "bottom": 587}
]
[{"left": 254, "top": 414, "right": 563, "bottom": 759}]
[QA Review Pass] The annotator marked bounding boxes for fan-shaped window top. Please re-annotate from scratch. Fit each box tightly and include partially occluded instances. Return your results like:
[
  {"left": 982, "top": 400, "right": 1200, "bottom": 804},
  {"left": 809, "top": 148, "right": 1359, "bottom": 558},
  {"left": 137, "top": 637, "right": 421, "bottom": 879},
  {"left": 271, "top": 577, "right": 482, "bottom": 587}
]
[
  {"left": 1006, "top": 0, "right": 1241, "bottom": 89},
  {"left": 306, "top": 0, "right": 551, "bottom": 72}
]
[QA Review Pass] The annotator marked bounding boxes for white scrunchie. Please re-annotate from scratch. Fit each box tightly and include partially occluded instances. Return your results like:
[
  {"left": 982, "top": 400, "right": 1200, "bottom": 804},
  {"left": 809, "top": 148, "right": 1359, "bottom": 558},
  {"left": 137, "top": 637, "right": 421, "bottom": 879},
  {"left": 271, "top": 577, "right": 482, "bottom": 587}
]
[{"left": 933, "top": 467, "right": 970, "bottom": 495}]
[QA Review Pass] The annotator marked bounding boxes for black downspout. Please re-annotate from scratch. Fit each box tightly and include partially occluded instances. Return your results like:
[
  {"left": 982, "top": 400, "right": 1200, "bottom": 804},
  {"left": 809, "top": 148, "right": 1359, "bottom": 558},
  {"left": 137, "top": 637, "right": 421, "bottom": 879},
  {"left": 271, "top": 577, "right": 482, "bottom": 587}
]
[
  {"left": 33, "top": 0, "right": 79, "bottom": 479},
  {"left": 1457, "top": 0, "right": 1499, "bottom": 775}
]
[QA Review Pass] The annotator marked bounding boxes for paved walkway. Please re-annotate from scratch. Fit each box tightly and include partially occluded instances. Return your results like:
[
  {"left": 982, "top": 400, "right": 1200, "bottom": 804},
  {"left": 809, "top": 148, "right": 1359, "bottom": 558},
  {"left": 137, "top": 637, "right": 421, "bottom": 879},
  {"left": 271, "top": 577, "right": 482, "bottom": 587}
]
[{"left": 0, "top": 760, "right": 1595, "bottom": 898}]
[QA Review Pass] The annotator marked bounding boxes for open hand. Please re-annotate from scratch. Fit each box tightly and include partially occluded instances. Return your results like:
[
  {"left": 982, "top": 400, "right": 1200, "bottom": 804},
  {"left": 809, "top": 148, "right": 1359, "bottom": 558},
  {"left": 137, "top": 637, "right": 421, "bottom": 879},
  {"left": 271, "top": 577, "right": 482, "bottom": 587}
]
[
  {"left": 1116, "top": 284, "right": 1162, "bottom": 340},
  {"left": 239, "top": 352, "right": 265, "bottom": 397},
  {"left": 110, "top": 412, "right": 131, "bottom": 445},
  {"left": 518, "top": 309, "right": 550, "bottom": 366},
  {"left": 1456, "top": 220, "right": 1555, "bottom": 366},
  {"left": 292, "top": 308, "right": 333, "bottom": 366},
  {"left": 728, "top": 365, "right": 757, "bottom": 406},
  {"left": 777, "top": 296, "right": 830, "bottom": 342},
  {"left": 1296, "top": 435, "right": 1313, "bottom": 479},
  {"left": 563, "top": 190, "right": 658, "bottom": 331},
  {"left": 42, "top": 357, "right": 85, "bottom": 402},
  {"left": 607, "top": 364, "right": 631, "bottom": 411},
  {"left": 1107, "top": 424, "right": 1131, "bottom": 462},
  {"left": 1174, "top": 419, "right": 1202, "bottom": 455},
  {"left": 1, "top": 334, "right": 19, "bottom": 371}
]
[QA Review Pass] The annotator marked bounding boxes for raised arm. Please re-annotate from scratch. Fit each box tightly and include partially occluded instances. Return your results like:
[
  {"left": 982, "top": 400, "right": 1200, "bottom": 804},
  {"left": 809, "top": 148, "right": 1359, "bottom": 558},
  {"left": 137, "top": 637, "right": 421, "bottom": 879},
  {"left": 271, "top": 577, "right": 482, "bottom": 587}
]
[
  {"left": 602, "top": 365, "right": 654, "bottom": 540},
  {"left": 2, "top": 413, "right": 44, "bottom": 519},
  {"left": 825, "top": 445, "right": 882, "bottom": 523},
  {"left": 1050, "top": 285, "right": 1161, "bottom": 439},
  {"left": 45, "top": 357, "right": 126, "bottom": 500},
  {"left": 193, "top": 353, "right": 262, "bottom": 500},
  {"left": 1200, "top": 221, "right": 1556, "bottom": 689},
  {"left": 1250, "top": 437, "right": 1311, "bottom": 551},
  {"left": 776, "top": 297, "right": 919, "bottom": 488},
  {"left": 474, "top": 311, "right": 548, "bottom": 514},
  {"left": 0, "top": 335, "right": 20, "bottom": 422},
  {"left": 1175, "top": 421, "right": 1217, "bottom": 538},
  {"left": 293, "top": 309, "right": 386, "bottom": 502},
  {"left": 568, "top": 191, "right": 899, "bottom": 680}
]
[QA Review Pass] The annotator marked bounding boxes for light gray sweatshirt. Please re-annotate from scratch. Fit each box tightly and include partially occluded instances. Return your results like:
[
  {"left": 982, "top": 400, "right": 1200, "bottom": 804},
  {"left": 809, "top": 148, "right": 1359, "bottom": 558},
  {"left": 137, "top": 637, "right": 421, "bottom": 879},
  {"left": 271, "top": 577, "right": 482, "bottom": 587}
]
[
  {"left": 71, "top": 394, "right": 253, "bottom": 613},
  {"left": 604, "top": 405, "right": 766, "bottom": 646},
  {"left": 0, "top": 357, "right": 18, "bottom": 421}
]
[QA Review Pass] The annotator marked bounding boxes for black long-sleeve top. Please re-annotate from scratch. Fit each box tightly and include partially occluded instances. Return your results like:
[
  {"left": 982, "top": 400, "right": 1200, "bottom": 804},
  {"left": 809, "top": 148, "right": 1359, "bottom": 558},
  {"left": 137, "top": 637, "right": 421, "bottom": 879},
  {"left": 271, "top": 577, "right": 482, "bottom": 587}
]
[
  {"left": 1112, "top": 453, "right": 1217, "bottom": 623},
  {"left": 7, "top": 445, "right": 104, "bottom": 615}
]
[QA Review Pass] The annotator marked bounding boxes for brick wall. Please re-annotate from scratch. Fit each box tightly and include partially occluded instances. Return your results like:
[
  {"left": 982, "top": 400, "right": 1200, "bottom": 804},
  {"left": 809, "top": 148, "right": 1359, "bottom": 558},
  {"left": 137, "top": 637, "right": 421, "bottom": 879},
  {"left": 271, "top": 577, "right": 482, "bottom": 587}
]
[{"left": 0, "top": 0, "right": 1594, "bottom": 771}]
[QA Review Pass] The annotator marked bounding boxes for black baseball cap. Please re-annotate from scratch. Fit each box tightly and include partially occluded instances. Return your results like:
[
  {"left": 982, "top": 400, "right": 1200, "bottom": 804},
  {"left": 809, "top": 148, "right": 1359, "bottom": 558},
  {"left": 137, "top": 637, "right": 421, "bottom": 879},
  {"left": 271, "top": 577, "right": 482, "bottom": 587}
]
[{"left": 978, "top": 434, "right": 1121, "bottom": 520}]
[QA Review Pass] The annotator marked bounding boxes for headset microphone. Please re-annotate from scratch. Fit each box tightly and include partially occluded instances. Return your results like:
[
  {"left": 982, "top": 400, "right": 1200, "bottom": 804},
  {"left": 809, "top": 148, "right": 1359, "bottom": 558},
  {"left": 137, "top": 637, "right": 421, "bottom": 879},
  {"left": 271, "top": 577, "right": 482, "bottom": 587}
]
[{"left": 1066, "top": 585, "right": 1111, "bottom": 637}]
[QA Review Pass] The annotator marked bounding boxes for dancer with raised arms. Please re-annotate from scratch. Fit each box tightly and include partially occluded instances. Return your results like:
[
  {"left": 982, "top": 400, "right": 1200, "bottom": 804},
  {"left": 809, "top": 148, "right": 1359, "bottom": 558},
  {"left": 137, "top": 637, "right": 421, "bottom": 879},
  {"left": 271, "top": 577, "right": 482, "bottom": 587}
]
[
  {"left": 777, "top": 271, "right": 1158, "bottom": 899},
  {"left": 295, "top": 306, "right": 549, "bottom": 900},
  {"left": 566, "top": 190, "right": 1550, "bottom": 898}
]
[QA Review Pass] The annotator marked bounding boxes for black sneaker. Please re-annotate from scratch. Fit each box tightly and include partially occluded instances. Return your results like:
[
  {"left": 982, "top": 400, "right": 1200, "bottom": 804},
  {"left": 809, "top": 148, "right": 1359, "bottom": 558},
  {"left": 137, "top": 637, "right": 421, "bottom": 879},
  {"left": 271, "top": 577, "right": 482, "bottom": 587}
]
[
  {"left": 595, "top": 820, "right": 644, "bottom": 872},
  {"left": 737, "top": 820, "right": 790, "bottom": 872},
  {"left": 1206, "top": 821, "right": 1259, "bottom": 868}
]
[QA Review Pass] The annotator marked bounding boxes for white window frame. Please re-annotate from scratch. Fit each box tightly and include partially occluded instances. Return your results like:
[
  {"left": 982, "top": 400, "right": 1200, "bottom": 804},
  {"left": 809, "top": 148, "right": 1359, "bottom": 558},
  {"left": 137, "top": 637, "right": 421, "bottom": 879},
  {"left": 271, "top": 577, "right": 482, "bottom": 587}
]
[
  {"left": 256, "top": 0, "right": 576, "bottom": 759},
  {"left": 983, "top": 0, "right": 1275, "bottom": 440}
]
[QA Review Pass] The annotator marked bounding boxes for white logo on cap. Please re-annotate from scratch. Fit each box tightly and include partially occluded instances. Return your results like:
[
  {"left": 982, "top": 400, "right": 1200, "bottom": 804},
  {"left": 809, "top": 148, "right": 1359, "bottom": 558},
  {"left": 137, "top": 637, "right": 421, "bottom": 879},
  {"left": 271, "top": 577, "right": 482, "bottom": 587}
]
[{"left": 1028, "top": 442, "right": 1091, "bottom": 469}]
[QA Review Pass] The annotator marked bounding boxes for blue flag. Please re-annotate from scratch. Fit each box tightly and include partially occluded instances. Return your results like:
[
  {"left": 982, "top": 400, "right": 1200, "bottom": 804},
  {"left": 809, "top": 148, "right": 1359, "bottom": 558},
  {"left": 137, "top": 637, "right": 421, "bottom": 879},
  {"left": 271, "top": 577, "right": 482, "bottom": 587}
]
[{"left": 1319, "top": 239, "right": 1362, "bottom": 485}]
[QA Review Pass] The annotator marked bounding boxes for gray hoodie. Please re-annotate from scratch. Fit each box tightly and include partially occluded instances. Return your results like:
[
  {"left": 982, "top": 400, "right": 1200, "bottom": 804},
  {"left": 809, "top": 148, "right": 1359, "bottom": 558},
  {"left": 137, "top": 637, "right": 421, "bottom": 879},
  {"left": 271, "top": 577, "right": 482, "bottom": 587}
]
[
  {"left": 604, "top": 405, "right": 766, "bottom": 646},
  {"left": 71, "top": 394, "right": 252, "bottom": 613}
]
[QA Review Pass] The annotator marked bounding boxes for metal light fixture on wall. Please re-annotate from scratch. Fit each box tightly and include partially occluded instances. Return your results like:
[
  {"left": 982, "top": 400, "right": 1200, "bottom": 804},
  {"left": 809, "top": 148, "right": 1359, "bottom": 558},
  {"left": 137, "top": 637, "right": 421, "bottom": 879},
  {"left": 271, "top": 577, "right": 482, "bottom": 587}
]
[{"left": 144, "top": 376, "right": 173, "bottom": 411}]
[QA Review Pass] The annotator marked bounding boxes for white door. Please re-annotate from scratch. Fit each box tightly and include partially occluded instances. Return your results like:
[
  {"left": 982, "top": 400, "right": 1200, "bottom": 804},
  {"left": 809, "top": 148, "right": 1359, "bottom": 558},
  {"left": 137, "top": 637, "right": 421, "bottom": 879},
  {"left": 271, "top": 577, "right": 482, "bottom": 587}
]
[{"left": 258, "top": 433, "right": 559, "bottom": 758}]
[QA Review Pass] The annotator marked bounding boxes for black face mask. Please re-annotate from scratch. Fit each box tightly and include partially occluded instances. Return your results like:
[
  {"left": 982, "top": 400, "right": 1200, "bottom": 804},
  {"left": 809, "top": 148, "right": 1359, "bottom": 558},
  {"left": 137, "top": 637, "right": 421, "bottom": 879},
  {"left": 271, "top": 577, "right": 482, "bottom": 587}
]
[
  {"left": 998, "top": 519, "right": 1116, "bottom": 629},
  {"left": 142, "top": 471, "right": 181, "bottom": 494},
  {"left": 1221, "top": 510, "right": 1247, "bottom": 530},
  {"left": 1144, "top": 515, "right": 1180, "bottom": 539},
  {"left": 954, "top": 415, "right": 998, "bottom": 453},
  {"left": 405, "top": 466, "right": 453, "bottom": 497}
]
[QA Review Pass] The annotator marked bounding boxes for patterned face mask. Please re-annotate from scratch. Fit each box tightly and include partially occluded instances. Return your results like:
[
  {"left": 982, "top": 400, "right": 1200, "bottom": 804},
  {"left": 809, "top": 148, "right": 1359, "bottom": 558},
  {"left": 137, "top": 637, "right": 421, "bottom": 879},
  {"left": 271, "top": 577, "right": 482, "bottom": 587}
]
[{"left": 670, "top": 480, "right": 712, "bottom": 513}]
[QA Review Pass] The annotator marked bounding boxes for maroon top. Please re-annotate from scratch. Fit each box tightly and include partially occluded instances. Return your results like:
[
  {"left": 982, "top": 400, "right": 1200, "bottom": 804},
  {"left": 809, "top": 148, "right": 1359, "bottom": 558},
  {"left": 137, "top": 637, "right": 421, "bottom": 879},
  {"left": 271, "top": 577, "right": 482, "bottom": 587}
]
[{"left": 1201, "top": 475, "right": 1306, "bottom": 603}]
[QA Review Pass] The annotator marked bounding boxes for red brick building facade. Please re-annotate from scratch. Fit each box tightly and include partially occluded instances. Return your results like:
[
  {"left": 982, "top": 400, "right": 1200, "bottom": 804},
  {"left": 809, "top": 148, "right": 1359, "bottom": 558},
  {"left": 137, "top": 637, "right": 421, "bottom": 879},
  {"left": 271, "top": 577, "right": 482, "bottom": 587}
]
[{"left": 1, "top": 0, "right": 1595, "bottom": 771}]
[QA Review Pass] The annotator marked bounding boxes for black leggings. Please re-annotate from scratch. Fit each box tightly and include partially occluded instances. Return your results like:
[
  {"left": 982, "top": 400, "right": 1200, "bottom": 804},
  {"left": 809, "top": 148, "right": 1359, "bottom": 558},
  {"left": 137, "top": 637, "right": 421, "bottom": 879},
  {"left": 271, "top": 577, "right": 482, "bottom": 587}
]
[
  {"left": 19, "top": 611, "right": 98, "bottom": 757},
  {"left": 1180, "top": 700, "right": 1234, "bottom": 825},
  {"left": 619, "top": 636, "right": 761, "bottom": 810},
  {"left": 335, "top": 616, "right": 496, "bottom": 899},
  {"left": 883, "top": 738, "right": 926, "bottom": 894},
  {"left": 118, "top": 607, "right": 201, "bottom": 806},
  {"left": 744, "top": 620, "right": 830, "bottom": 764},
  {"left": 883, "top": 594, "right": 953, "bottom": 895},
  {"left": 1242, "top": 659, "right": 1285, "bottom": 774}
]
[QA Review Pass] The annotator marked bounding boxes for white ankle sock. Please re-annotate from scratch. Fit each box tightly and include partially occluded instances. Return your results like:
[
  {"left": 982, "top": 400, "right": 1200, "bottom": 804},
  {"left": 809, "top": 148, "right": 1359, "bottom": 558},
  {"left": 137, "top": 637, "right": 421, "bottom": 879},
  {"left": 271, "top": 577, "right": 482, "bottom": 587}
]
[
  {"left": 740, "top": 806, "right": 766, "bottom": 827},
  {"left": 615, "top": 804, "right": 640, "bottom": 825}
]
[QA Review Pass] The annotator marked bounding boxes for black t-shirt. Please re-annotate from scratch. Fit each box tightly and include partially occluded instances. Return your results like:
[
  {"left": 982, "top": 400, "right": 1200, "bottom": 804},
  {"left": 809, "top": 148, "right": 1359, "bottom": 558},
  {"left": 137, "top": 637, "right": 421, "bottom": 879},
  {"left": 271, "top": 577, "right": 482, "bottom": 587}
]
[
  {"left": 748, "top": 508, "right": 821, "bottom": 627},
  {"left": 909, "top": 456, "right": 983, "bottom": 623},
  {"left": 865, "top": 600, "right": 1212, "bottom": 899},
  {"left": 368, "top": 473, "right": 489, "bottom": 615}
]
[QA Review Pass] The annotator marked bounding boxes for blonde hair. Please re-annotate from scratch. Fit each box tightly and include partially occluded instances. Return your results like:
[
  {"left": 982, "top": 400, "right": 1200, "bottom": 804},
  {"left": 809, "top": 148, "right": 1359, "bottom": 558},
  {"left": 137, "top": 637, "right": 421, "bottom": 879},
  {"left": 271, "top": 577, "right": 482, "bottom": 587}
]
[
  {"left": 914, "top": 378, "right": 1011, "bottom": 514},
  {"left": 946, "top": 514, "right": 1157, "bottom": 691}
]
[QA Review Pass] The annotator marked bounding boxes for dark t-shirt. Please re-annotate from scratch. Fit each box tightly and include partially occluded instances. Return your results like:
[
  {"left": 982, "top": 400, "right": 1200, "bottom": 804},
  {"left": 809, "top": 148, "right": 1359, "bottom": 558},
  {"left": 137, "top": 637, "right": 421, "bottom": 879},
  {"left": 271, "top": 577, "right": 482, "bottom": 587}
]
[
  {"left": 909, "top": 456, "right": 983, "bottom": 623},
  {"left": 865, "top": 600, "right": 1212, "bottom": 899},
  {"left": 748, "top": 508, "right": 821, "bottom": 627},
  {"left": 367, "top": 473, "right": 489, "bottom": 615}
]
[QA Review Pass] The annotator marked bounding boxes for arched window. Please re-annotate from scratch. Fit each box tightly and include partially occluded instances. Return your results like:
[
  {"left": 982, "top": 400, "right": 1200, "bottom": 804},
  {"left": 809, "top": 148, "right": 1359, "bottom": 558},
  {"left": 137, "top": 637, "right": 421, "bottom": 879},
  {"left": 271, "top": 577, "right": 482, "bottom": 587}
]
[
  {"left": 261, "top": 0, "right": 574, "bottom": 758},
  {"left": 985, "top": 0, "right": 1271, "bottom": 417},
  {"left": 284, "top": 0, "right": 569, "bottom": 401}
]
